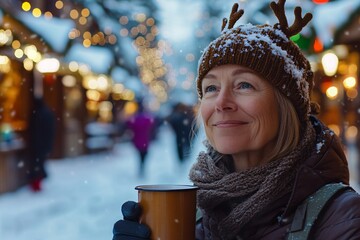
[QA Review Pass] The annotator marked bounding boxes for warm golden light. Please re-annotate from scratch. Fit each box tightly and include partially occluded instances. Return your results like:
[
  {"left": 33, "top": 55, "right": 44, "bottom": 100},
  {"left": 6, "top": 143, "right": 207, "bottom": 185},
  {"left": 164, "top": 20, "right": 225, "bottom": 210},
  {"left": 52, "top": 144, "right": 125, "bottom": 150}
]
[
  {"left": 326, "top": 86, "right": 338, "bottom": 99},
  {"left": 83, "top": 31, "right": 91, "bottom": 39},
  {"left": 70, "top": 9, "right": 79, "bottom": 19},
  {"left": 86, "top": 89, "right": 101, "bottom": 101},
  {"left": 343, "top": 76, "right": 356, "bottom": 89},
  {"left": 23, "top": 58, "right": 34, "bottom": 71},
  {"left": 81, "top": 8, "right": 90, "bottom": 17},
  {"left": 123, "top": 101, "right": 138, "bottom": 116},
  {"left": 32, "top": 8, "right": 42, "bottom": 17},
  {"left": 112, "top": 83, "right": 125, "bottom": 94},
  {"left": 62, "top": 75, "right": 77, "bottom": 87},
  {"left": 0, "top": 55, "right": 10, "bottom": 73},
  {"left": 83, "top": 75, "right": 97, "bottom": 90},
  {"left": 348, "top": 64, "right": 358, "bottom": 74},
  {"left": 79, "top": 17, "right": 87, "bottom": 25},
  {"left": 69, "top": 61, "right": 79, "bottom": 72},
  {"left": 135, "top": 13, "right": 146, "bottom": 22},
  {"left": 97, "top": 75, "right": 109, "bottom": 91},
  {"left": 24, "top": 45, "right": 37, "bottom": 58},
  {"left": 99, "top": 101, "right": 113, "bottom": 122},
  {"left": 12, "top": 40, "right": 21, "bottom": 49},
  {"left": 83, "top": 39, "right": 92, "bottom": 48},
  {"left": 14, "top": 49, "right": 24, "bottom": 58},
  {"left": 86, "top": 100, "right": 98, "bottom": 112},
  {"left": 0, "top": 30, "right": 10, "bottom": 45},
  {"left": 146, "top": 18, "right": 155, "bottom": 26},
  {"left": 32, "top": 52, "right": 42, "bottom": 63},
  {"left": 22, "top": 2, "right": 31, "bottom": 11},
  {"left": 36, "top": 58, "right": 60, "bottom": 73},
  {"left": 78, "top": 64, "right": 90, "bottom": 75},
  {"left": 122, "top": 90, "right": 135, "bottom": 101},
  {"left": 346, "top": 126, "right": 358, "bottom": 142},
  {"left": 44, "top": 12, "right": 53, "bottom": 19},
  {"left": 322, "top": 52, "right": 338, "bottom": 76},
  {"left": 346, "top": 88, "right": 358, "bottom": 99},
  {"left": 55, "top": 0, "right": 64, "bottom": 9},
  {"left": 0, "top": 55, "right": 9, "bottom": 64}
]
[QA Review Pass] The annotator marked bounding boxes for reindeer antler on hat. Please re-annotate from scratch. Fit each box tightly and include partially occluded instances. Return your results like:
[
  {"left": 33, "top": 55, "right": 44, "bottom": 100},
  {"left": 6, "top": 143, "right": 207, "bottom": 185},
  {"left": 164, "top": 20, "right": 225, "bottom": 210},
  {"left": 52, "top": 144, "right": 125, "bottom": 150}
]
[
  {"left": 221, "top": 3, "right": 244, "bottom": 31},
  {"left": 270, "top": 0, "right": 312, "bottom": 37}
]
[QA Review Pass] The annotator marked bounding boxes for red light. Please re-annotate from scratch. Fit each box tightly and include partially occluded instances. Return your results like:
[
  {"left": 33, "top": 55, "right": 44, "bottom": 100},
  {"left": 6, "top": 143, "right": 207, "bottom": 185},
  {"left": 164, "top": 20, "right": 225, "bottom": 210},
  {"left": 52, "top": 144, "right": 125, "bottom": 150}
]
[
  {"left": 313, "top": 37, "right": 323, "bottom": 53},
  {"left": 44, "top": 73, "right": 56, "bottom": 85},
  {"left": 313, "top": 0, "right": 329, "bottom": 4}
]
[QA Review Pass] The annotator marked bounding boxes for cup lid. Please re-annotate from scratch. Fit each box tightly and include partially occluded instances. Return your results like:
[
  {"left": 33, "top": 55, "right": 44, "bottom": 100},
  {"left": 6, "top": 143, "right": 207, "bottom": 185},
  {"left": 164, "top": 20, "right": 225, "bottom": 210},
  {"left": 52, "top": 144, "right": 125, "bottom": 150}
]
[{"left": 135, "top": 184, "right": 198, "bottom": 192}]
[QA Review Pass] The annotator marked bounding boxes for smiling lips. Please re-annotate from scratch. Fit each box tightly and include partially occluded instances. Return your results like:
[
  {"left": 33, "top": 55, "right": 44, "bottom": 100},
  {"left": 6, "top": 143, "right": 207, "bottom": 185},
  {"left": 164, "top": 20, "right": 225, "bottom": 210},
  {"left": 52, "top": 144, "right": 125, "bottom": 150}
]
[{"left": 212, "top": 120, "right": 248, "bottom": 127}]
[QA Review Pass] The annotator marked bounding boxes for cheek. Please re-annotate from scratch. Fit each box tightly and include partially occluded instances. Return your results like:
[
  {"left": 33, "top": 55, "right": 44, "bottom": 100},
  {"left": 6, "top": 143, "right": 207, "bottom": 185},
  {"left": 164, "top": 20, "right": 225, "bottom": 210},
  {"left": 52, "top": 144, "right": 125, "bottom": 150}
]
[
  {"left": 200, "top": 102, "right": 215, "bottom": 142},
  {"left": 253, "top": 98, "right": 279, "bottom": 135},
  {"left": 200, "top": 102, "right": 212, "bottom": 125}
]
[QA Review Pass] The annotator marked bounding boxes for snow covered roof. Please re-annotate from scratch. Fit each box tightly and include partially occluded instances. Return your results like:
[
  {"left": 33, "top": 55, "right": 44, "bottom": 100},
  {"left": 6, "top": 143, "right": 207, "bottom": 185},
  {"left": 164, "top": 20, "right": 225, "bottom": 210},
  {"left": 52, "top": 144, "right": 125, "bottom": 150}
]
[
  {"left": 313, "top": 0, "right": 360, "bottom": 48},
  {"left": 64, "top": 43, "right": 115, "bottom": 74},
  {"left": 16, "top": 12, "right": 74, "bottom": 53}
]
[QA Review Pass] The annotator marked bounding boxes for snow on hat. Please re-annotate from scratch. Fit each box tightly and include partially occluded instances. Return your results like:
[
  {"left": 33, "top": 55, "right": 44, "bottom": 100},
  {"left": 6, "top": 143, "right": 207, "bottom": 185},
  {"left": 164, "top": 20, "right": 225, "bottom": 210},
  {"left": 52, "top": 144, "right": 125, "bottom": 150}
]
[{"left": 197, "top": 0, "right": 319, "bottom": 123}]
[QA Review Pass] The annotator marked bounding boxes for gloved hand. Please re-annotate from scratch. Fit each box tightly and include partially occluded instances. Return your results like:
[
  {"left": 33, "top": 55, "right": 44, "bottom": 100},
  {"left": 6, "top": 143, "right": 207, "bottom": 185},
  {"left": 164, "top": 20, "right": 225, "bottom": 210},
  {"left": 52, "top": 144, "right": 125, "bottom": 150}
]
[{"left": 112, "top": 201, "right": 151, "bottom": 240}]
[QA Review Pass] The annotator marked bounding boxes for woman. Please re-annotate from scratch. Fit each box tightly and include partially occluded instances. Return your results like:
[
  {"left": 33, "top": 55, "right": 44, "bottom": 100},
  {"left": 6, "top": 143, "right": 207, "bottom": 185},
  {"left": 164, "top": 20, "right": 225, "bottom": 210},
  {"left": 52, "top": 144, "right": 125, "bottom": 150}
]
[{"left": 113, "top": 1, "right": 360, "bottom": 239}]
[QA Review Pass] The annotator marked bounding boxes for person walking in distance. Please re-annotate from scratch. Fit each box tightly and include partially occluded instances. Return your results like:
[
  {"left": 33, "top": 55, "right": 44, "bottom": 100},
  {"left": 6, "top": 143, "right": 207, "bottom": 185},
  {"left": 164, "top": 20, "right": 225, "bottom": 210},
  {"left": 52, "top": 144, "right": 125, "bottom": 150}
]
[
  {"left": 27, "top": 97, "right": 56, "bottom": 192},
  {"left": 126, "top": 102, "right": 156, "bottom": 177},
  {"left": 166, "top": 102, "right": 196, "bottom": 163}
]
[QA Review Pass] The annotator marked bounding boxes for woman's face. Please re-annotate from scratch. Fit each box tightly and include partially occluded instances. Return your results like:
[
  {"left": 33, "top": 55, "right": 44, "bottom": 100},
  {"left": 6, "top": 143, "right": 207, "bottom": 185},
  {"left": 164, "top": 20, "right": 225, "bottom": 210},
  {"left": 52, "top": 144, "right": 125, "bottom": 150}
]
[{"left": 200, "top": 64, "right": 279, "bottom": 157}]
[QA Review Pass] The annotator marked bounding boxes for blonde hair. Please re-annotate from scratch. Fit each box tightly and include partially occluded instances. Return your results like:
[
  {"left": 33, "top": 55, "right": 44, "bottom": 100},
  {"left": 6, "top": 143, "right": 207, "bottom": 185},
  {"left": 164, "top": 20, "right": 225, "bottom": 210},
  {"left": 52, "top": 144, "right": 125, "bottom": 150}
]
[
  {"left": 195, "top": 89, "right": 300, "bottom": 162},
  {"left": 266, "top": 90, "right": 300, "bottom": 161}
]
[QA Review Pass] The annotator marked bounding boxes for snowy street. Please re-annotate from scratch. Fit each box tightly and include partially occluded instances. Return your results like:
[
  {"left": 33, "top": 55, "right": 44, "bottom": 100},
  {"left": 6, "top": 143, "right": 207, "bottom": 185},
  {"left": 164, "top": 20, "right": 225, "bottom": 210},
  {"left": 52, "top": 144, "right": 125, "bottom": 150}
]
[
  {"left": 0, "top": 125, "right": 359, "bottom": 240},
  {"left": 0, "top": 125, "right": 202, "bottom": 240}
]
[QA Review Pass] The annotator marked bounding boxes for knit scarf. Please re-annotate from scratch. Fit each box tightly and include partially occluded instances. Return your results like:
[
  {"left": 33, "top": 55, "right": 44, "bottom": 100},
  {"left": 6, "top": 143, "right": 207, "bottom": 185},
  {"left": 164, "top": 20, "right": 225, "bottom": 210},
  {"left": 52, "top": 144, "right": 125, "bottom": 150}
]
[{"left": 189, "top": 121, "right": 316, "bottom": 240}]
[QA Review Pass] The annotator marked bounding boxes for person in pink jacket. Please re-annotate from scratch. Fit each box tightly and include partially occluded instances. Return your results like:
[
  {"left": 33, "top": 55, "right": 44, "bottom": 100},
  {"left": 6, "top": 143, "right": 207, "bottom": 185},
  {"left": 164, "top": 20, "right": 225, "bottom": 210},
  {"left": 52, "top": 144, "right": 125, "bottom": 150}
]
[{"left": 126, "top": 102, "right": 156, "bottom": 177}]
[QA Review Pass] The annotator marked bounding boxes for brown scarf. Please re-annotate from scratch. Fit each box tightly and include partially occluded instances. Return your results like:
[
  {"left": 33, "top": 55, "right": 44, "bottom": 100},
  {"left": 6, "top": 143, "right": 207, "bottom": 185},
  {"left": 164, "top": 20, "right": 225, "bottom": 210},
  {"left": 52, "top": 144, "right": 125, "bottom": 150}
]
[{"left": 189, "top": 121, "right": 316, "bottom": 239}]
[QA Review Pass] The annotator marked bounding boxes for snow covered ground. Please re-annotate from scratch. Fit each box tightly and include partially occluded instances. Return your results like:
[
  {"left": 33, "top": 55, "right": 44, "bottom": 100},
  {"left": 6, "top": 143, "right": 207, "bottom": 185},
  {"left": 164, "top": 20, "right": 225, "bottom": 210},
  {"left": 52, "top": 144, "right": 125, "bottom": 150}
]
[
  {"left": 0, "top": 125, "right": 359, "bottom": 240},
  {"left": 0, "top": 125, "right": 204, "bottom": 240}
]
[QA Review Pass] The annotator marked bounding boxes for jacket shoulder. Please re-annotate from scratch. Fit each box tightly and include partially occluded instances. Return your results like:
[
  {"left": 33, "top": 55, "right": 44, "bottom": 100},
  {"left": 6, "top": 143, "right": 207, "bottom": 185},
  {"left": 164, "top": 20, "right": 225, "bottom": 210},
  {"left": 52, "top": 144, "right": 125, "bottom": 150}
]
[{"left": 313, "top": 189, "right": 360, "bottom": 239}]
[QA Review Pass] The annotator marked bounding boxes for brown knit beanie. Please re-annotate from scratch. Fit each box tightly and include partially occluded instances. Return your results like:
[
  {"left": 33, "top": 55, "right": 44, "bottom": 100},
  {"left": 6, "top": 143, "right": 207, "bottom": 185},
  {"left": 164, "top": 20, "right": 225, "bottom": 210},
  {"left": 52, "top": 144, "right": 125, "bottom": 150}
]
[{"left": 197, "top": 0, "right": 319, "bottom": 123}]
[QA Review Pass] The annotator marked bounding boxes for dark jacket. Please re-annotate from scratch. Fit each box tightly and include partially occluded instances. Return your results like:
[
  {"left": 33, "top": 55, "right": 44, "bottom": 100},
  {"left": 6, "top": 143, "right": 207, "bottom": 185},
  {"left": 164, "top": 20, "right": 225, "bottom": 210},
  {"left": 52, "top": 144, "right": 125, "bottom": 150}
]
[
  {"left": 28, "top": 98, "right": 56, "bottom": 180},
  {"left": 196, "top": 119, "right": 360, "bottom": 239}
]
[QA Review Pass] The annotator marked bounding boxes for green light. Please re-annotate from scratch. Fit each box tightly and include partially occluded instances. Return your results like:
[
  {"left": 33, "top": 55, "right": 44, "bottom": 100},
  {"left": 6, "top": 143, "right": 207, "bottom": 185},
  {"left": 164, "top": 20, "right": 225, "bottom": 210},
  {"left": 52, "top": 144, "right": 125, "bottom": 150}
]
[{"left": 290, "top": 33, "right": 301, "bottom": 42}]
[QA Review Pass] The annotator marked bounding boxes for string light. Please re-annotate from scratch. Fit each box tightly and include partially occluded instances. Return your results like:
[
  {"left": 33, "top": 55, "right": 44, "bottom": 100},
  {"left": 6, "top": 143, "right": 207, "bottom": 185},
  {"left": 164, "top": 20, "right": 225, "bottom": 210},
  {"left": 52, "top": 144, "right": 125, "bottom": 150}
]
[{"left": 22, "top": 2, "right": 31, "bottom": 11}]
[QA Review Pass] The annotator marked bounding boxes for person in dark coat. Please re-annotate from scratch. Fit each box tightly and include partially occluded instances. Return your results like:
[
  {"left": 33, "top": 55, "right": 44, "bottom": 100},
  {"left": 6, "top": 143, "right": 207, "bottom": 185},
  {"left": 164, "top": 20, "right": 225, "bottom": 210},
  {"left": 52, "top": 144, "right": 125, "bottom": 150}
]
[
  {"left": 112, "top": 1, "right": 360, "bottom": 239},
  {"left": 28, "top": 97, "right": 55, "bottom": 192},
  {"left": 166, "top": 102, "right": 196, "bottom": 163}
]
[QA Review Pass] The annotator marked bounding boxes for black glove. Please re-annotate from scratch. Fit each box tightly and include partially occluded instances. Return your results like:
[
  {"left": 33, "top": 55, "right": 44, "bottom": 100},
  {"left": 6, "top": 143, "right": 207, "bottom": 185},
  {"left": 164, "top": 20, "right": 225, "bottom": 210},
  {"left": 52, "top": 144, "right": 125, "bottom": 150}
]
[{"left": 112, "top": 201, "right": 151, "bottom": 240}]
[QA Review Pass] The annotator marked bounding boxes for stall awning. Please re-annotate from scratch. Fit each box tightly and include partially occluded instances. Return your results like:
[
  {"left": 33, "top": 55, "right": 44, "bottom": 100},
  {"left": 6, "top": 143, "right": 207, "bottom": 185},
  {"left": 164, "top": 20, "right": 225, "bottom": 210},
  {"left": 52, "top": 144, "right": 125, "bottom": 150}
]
[
  {"left": 313, "top": 0, "right": 360, "bottom": 48},
  {"left": 64, "top": 43, "right": 115, "bottom": 74},
  {"left": 16, "top": 12, "right": 74, "bottom": 53}
]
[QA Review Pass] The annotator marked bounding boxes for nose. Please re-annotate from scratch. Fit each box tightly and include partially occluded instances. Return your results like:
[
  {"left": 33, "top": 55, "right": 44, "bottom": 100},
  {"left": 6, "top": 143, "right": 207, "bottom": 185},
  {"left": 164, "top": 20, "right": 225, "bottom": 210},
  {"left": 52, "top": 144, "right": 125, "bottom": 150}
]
[{"left": 215, "top": 89, "right": 237, "bottom": 112}]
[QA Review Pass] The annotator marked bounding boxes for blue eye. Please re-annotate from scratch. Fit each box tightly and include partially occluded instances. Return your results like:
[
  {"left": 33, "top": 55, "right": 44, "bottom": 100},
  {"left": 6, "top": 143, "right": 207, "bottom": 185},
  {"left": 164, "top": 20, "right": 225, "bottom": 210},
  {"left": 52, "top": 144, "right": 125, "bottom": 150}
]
[
  {"left": 204, "top": 85, "right": 217, "bottom": 93},
  {"left": 238, "top": 82, "right": 253, "bottom": 89}
]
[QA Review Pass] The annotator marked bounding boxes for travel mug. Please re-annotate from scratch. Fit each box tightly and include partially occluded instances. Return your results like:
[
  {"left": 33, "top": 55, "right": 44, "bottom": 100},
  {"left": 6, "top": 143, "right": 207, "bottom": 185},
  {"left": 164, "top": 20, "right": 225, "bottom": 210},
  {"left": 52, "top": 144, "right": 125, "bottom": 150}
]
[{"left": 135, "top": 184, "right": 198, "bottom": 240}]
